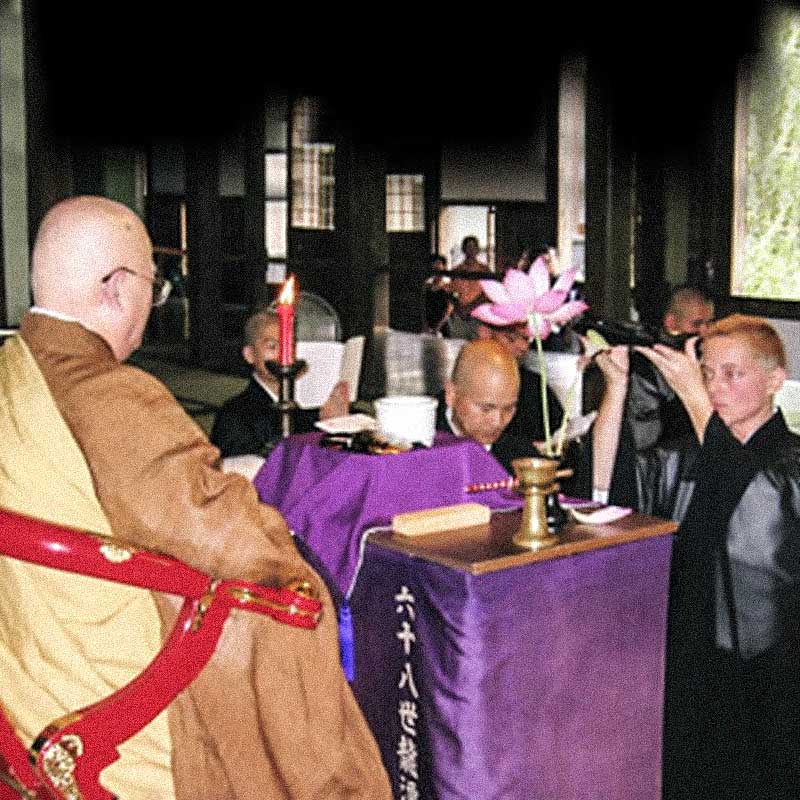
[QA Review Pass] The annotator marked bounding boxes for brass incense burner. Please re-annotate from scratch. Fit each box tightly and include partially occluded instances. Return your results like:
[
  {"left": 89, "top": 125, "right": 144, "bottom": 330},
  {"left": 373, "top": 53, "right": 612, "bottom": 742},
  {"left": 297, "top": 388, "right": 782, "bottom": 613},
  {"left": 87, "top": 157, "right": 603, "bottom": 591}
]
[{"left": 511, "top": 457, "right": 572, "bottom": 551}]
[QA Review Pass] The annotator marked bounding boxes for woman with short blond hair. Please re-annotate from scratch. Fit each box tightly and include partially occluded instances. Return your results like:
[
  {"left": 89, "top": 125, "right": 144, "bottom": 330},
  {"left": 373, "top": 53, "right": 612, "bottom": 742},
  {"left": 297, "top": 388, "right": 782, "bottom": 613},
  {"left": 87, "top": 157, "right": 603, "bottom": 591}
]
[{"left": 592, "top": 314, "right": 800, "bottom": 799}]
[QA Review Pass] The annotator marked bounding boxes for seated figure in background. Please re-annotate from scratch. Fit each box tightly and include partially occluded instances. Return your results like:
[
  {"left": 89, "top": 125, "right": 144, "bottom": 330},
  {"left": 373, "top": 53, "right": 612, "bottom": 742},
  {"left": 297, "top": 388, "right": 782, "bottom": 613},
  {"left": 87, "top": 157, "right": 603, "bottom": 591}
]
[
  {"left": 422, "top": 253, "right": 455, "bottom": 336},
  {"left": 592, "top": 315, "right": 800, "bottom": 799},
  {"left": 453, "top": 234, "right": 488, "bottom": 274},
  {"left": 436, "top": 339, "right": 538, "bottom": 473},
  {"left": 627, "top": 285, "right": 716, "bottom": 451},
  {"left": 210, "top": 306, "right": 349, "bottom": 457},
  {"left": 662, "top": 285, "right": 715, "bottom": 339},
  {"left": 0, "top": 196, "right": 390, "bottom": 800},
  {"left": 448, "top": 235, "right": 491, "bottom": 340}
]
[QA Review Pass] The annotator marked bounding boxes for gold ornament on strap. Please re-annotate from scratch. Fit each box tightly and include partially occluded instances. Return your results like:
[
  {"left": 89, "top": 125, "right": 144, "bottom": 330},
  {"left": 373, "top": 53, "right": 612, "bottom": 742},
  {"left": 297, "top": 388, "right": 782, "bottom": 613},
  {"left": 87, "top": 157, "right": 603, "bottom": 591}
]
[{"left": 40, "top": 734, "right": 84, "bottom": 800}]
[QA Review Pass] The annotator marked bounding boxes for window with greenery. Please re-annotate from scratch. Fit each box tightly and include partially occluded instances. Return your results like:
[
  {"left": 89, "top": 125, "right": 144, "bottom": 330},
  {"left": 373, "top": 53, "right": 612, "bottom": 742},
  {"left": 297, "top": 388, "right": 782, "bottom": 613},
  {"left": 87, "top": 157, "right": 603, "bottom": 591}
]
[{"left": 732, "top": 4, "right": 800, "bottom": 301}]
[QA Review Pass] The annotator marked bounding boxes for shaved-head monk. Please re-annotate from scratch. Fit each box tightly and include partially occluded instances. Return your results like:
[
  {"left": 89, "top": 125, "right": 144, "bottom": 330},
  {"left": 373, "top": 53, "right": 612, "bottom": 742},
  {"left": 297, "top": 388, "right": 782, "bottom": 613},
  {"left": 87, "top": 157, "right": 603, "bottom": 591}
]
[
  {"left": 436, "top": 339, "right": 538, "bottom": 472},
  {"left": 476, "top": 320, "right": 564, "bottom": 443},
  {"left": 662, "top": 286, "right": 714, "bottom": 338},
  {"left": 626, "top": 286, "right": 716, "bottom": 453},
  {"left": 0, "top": 196, "right": 390, "bottom": 800}
]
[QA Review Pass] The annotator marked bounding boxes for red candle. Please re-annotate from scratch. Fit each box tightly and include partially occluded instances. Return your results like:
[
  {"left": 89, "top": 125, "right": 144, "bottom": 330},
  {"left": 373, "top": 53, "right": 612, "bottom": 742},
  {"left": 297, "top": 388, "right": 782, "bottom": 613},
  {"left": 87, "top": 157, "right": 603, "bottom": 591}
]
[{"left": 277, "top": 275, "right": 296, "bottom": 366}]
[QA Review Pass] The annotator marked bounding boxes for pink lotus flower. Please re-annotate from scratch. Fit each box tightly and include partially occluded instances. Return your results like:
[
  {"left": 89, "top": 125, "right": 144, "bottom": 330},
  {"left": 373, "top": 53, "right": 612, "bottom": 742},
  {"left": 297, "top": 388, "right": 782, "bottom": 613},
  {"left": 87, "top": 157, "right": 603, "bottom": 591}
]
[
  {"left": 470, "top": 255, "right": 589, "bottom": 458},
  {"left": 471, "top": 258, "right": 588, "bottom": 339}
]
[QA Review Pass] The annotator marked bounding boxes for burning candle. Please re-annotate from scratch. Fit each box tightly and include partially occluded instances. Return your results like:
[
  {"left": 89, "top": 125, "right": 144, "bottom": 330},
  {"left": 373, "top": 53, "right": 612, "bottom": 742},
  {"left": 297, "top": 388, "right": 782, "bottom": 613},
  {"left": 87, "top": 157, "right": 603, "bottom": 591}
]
[{"left": 277, "top": 275, "right": 296, "bottom": 366}]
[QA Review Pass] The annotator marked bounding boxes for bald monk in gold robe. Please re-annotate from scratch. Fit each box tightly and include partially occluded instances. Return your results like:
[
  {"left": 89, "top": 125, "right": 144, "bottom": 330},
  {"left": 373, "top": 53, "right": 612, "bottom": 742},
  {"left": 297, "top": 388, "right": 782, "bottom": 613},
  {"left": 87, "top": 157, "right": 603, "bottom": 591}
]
[{"left": 0, "top": 196, "right": 391, "bottom": 800}]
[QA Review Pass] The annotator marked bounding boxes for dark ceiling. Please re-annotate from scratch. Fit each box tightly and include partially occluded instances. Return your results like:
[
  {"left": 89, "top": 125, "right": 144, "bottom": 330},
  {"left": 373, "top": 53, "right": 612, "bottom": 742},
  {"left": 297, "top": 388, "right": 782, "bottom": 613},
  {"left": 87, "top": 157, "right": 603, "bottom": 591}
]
[{"left": 30, "top": 2, "right": 779, "bottom": 149}]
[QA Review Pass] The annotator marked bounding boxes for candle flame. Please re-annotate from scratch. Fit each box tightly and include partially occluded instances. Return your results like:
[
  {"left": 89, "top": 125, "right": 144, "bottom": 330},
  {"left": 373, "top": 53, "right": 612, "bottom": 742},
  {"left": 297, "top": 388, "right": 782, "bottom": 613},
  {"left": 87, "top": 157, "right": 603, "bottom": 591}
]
[{"left": 277, "top": 275, "right": 296, "bottom": 305}]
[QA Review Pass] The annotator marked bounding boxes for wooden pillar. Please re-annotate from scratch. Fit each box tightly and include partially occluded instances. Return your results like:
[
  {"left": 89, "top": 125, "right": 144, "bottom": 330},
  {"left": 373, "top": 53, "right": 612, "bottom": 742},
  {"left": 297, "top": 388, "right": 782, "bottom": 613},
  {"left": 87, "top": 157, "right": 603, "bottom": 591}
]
[
  {"left": 544, "top": 61, "right": 560, "bottom": 245},
  {"left": 584, "top": 62, "right": 634, "bottom": 324},
  {"left": 633, "top": 152, "right": 667, "bottom": 329},
  {"left": 242, "top": 104, "right": 268, "bottom": 306},
  {"left": 687, "top": 78, "right": 736, "bottom": 305},
  {"left": 23, "top": 0, "right": 73, "bottom": 244},
  {"left": 184, "top": 141, "right": 224, "bottom": 366},
  {"left": 339, "top": 130, "right": 388, "bottom": 340},
  {"left": 1, "top": 0, "right": 30, "bottom": 324}
]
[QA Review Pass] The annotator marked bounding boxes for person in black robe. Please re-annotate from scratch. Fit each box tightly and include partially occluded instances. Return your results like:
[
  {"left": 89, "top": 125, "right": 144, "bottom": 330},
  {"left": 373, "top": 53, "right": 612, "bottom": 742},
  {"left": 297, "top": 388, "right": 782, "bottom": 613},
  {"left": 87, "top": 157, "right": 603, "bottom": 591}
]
[
  {"left": 422, "top": 254, "right": 455, "bottom": 336},
  {"left": 474, "top": 320, "right": 564, "bottom": 443},
  {"left": 435, "top": 338, "right": 538, "bottom": 473},
  {"left": 625, "top": 285, "right": 715, "bottom": 452},
  {"left": 211, "top": 307, "right": 349, "bottom": 457},
  {"left": 591, "top": 315, "right": 800, "bottom": 800}
]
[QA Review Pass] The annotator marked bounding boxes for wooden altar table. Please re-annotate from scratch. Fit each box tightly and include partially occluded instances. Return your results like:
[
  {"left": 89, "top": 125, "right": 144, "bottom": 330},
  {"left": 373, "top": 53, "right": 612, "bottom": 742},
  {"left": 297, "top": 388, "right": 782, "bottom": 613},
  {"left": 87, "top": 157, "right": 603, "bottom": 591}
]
[{"left": 349, "top": 510, "right": 675, "bottom": 800}]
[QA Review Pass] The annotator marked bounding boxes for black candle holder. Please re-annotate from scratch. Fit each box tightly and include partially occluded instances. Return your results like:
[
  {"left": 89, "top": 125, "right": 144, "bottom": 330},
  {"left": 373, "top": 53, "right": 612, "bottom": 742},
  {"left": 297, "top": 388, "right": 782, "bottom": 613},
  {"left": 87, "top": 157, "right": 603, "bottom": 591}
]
[{"left": 266, "top": 359, "right": 307, "bottom": 438}]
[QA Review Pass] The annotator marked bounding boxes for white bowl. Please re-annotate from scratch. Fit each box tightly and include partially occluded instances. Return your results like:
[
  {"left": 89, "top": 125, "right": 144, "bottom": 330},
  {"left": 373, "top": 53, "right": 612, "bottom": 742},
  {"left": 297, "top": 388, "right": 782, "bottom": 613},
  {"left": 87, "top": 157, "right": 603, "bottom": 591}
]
[{"left": 374, "top": 395, "right": 438, "bottom": 447}]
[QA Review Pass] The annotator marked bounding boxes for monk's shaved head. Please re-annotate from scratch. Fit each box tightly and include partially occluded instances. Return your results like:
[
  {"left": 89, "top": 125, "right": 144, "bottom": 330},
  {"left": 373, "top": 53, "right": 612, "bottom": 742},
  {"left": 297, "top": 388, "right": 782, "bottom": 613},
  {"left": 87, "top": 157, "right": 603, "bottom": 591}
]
[
  {"left": 446, "top": 340, "right": 520, "bottom": 446},
  {"left": 663, "top": 286, "right": 714, "bottom": 337},
  {"left": 30, "top": 196, "right": 156, "bottom": 361},
  {"left": 31, "top": 196, "right": 150, "bottom": 306},
  {"left": 451, "top": 339, "right": 519, "bottom": 391}
]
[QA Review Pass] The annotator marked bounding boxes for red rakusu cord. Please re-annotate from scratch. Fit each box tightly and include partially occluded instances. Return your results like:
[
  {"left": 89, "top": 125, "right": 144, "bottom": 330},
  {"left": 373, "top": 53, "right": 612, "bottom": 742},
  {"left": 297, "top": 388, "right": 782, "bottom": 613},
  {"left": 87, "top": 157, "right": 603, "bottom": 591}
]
[{"left": 464, "top": 477, "right": 519, "bottom": 493}]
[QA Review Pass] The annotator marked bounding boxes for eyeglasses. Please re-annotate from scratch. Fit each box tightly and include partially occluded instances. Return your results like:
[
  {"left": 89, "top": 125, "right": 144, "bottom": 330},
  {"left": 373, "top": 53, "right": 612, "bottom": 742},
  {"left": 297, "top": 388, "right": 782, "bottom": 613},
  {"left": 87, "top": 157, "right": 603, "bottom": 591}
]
[{"left": 101, "top": 266, "right": 172, "bottom": 307}]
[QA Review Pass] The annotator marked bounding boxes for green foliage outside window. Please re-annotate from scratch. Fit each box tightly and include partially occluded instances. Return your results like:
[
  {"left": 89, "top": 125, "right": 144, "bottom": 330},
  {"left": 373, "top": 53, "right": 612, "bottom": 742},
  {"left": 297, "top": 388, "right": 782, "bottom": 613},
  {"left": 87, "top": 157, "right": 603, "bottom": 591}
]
[{"left": 735, "top": 7, "right": 800, "bottom": 301}]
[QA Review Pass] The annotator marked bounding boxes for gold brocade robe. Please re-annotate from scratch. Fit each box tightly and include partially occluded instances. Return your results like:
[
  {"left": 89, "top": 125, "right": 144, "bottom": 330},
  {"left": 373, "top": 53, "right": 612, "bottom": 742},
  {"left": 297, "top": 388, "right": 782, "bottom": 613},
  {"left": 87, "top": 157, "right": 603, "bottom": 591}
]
[
  {"left": 0, "top": 334, "right": 174, "bottom": 800},
  {"left": 6, "top": 312, "right": 391, "bottom": 800}
]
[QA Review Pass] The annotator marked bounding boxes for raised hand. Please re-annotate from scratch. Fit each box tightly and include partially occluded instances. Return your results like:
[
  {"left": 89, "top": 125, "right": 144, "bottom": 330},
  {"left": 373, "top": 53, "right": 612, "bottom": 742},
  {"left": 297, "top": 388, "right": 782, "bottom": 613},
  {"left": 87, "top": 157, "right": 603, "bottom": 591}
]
[
  {"left": 633, "top": 337, "right": 711, "bottom": 441},
  {"left": 592, "top": 345, "right": 631, "bottom": 497},
  {"left": 595, "top": 345, "right": 630, "bottom": 392},
  {"left": 633, "top": 337, "right": 704, "bottom": 404},
  {"left": 320, "top": 380, "right": 351, "bottom": 420}
]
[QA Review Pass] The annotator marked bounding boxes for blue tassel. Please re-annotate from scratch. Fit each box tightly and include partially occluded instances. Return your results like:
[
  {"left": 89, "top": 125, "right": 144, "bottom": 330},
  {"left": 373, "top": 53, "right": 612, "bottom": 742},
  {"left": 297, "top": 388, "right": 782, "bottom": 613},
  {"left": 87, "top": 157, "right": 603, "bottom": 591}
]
[{"left": 338, "top": 601, "right": 355, "bottom": 682}]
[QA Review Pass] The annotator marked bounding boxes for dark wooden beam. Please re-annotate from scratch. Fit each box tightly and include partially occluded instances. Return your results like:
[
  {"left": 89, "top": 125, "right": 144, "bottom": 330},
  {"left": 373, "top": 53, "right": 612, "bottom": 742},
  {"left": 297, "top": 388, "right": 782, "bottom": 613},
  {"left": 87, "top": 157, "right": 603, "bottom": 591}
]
[
  {"left": 584, "top": 60, "right": 634, "bottom": 323},
  {"left": 184, "top": 141, "right": 225, "bottom": 367}
]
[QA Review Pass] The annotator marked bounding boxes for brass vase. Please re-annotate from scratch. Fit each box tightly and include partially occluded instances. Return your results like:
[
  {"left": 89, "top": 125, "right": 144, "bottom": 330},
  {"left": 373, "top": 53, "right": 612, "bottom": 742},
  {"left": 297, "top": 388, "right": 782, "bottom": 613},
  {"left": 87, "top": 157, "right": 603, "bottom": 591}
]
[{"left": 511, "top": 457, "right": 572, "bottom": 551}]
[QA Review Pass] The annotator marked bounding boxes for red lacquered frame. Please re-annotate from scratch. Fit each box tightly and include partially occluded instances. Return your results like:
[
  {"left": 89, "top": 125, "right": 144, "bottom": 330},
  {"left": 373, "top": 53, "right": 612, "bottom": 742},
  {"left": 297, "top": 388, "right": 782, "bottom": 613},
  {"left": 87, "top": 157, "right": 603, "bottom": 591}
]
[{"left": 0, "top": 508, "right": 322, "bottom": 800}]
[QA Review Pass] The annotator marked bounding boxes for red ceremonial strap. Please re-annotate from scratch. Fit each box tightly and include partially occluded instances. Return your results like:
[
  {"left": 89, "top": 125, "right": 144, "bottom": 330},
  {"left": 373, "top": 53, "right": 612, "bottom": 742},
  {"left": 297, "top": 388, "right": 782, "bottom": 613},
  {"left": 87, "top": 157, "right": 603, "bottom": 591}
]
[{"left": 222, "top": 581, "right": 322, "bottom": 629}]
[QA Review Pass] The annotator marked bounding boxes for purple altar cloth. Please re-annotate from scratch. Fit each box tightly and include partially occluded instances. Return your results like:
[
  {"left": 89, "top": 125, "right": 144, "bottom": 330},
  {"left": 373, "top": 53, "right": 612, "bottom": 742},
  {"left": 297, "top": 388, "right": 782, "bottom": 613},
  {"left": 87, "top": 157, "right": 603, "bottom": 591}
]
[
  {"left": 351, "top": 531, "right": 672, "bottom": 800},
  {"left": 253, "top": 432, "right": 522, "bottom": 597}
]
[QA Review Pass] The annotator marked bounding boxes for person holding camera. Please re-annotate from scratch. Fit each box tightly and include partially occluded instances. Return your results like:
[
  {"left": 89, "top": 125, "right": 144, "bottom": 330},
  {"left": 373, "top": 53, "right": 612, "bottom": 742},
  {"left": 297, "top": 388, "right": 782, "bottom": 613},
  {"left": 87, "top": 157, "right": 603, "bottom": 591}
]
[
  {"left": 591, "top": 315, "right": 800, "bottom": 799},
  {"left": 626, "top": 286, "right": 715, "bottom": 451}
]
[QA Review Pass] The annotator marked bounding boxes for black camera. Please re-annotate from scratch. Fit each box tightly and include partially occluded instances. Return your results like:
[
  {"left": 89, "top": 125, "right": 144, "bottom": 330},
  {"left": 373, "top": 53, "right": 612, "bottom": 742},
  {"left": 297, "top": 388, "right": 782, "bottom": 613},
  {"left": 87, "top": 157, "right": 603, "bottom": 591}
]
[
  {"left": 572, "top": 315, "right": 655, "bottom": 347},
  {"left": 656, "top": 331, "right": 703, "bottom": 357},
  {"left": 575, "top": 315, "right": 702, "bottom": 354}
]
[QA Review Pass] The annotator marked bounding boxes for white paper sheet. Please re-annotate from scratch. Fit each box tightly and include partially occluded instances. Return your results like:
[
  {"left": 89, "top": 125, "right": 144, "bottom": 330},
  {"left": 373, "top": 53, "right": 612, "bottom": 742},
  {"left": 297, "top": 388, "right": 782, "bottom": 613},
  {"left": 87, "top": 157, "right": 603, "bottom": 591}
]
[
  {"left": 295, "top": 336, "right": 365, "bottom": 408},
  {"left": 314, "top": 413, "right": 377, "bottom": 434}
]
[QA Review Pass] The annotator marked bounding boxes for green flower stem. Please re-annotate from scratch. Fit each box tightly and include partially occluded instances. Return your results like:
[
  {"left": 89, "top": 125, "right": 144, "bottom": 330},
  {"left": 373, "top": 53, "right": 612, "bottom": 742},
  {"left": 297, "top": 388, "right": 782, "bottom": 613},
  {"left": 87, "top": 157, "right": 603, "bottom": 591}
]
[{"left": 531, "top": 314, "right": 553, "bottom": 457}]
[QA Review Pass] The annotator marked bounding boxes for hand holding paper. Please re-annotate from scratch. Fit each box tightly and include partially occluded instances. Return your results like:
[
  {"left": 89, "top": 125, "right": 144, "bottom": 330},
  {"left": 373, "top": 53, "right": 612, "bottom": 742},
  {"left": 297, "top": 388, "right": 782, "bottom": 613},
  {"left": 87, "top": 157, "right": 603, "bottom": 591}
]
[
  {"left": 320, "top": 380, "right": 350, "bottom": 420},
  {"left": 295, "top": 336, "right": 365, "bottom": 409}
]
